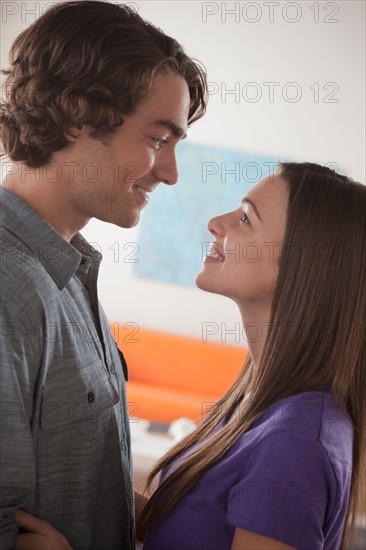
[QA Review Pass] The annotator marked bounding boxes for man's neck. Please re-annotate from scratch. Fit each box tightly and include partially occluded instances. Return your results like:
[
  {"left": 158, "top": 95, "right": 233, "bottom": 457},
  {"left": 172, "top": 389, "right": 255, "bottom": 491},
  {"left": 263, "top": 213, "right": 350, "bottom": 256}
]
[{"left": 2, "top": 165, "right": 89, "bottom": 242}]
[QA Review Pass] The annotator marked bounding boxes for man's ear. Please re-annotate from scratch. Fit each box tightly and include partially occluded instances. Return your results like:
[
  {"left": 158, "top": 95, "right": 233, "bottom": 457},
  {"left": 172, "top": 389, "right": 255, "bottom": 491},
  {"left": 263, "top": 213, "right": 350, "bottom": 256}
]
[{"left": 64, "top": 125, "right": 89, "bottom": 143}]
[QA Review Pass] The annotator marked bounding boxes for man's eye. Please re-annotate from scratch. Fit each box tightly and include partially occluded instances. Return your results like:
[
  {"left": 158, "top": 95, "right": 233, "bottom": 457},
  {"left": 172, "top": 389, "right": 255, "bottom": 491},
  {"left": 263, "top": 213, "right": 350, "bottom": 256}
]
[
  {"left": 240, "top": 212, "right": 250, "bottom": 224},
  {"left": 151, "top": 137, "right": 168, "bottom": 150}
]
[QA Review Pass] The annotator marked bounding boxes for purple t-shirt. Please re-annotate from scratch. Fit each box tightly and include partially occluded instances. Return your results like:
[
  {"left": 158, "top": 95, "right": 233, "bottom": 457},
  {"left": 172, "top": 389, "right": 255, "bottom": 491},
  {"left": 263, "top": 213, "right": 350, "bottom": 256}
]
[{"left": 143, "top": 388, "right": 353, "bottom": 550}]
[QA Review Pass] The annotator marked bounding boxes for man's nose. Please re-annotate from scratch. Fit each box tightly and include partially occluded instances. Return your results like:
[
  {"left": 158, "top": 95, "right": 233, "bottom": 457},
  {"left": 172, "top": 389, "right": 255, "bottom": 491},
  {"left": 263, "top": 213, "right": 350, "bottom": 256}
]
[{"left": 153, "top": 149, "right": 179, "bottom": 185}]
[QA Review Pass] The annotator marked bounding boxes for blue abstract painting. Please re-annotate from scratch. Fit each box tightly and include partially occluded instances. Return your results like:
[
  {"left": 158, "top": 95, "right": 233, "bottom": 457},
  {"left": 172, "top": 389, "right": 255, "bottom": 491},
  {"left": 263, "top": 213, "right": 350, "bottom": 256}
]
[{"left": 134, "top": 141, "right": 279, "bottom": 287}]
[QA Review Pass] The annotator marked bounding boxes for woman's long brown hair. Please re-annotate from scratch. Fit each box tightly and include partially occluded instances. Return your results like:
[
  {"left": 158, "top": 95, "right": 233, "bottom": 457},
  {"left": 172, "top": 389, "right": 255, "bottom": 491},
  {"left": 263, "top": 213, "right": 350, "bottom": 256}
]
[{"left": 138, "top": 163, "right": 366, "bottom": 548}]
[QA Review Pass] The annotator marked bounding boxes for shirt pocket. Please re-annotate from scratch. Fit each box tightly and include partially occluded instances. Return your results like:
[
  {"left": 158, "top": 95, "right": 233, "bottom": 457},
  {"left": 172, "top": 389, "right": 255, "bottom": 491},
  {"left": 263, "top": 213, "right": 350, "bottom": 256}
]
[{"left": 40, "top": 357, "right": 119, "bottom": 431}]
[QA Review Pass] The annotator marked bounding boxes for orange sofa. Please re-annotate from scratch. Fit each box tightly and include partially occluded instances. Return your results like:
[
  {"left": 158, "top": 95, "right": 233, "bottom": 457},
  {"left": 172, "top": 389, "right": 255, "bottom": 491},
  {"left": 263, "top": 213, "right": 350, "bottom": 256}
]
[{"left": 111, "top": 322, "right": 247, "bottom": 423}]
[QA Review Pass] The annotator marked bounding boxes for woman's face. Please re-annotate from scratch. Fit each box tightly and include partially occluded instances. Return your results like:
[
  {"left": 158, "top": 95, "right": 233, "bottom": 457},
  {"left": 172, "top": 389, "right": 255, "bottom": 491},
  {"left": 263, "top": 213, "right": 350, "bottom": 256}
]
[{"left": 195, "top": 173, "right": 289, "bottom": 312}]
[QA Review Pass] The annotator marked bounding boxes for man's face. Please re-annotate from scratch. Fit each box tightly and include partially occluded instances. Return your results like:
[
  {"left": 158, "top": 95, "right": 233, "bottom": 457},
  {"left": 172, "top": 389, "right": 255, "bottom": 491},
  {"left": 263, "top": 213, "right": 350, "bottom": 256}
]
[{"left": 62, "top": 74, "right": 190, "bottom": 228}]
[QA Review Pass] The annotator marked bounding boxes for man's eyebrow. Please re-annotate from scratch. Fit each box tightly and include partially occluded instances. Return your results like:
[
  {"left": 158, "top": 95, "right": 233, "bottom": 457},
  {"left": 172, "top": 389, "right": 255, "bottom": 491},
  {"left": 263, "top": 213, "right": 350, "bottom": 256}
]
[
  {"left": 241, "top": 198, "right": 262, "bottom": 221},
  {"left": 149, "top": 119, "right": 187, "bottom": 140}
]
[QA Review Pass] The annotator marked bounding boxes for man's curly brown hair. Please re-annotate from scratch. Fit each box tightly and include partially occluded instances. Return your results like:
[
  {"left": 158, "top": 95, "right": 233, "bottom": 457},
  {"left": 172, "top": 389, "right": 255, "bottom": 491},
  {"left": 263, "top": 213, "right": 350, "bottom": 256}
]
[{"left": 0, "top": 1, "right": 207, "bottom": 168}]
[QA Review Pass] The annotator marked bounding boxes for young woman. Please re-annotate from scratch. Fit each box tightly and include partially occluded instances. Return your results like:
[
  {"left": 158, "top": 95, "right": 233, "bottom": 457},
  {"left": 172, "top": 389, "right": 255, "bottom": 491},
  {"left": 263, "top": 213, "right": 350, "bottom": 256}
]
[{"left": 137, "top": 162, "right": 366, "bottom": 550}]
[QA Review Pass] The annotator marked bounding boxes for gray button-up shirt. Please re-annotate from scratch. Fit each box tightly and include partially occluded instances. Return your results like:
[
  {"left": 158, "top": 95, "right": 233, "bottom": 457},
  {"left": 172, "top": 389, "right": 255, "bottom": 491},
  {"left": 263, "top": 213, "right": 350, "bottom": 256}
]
[{"left": 0, "top": 187, "right": 134, "bottom": 550}]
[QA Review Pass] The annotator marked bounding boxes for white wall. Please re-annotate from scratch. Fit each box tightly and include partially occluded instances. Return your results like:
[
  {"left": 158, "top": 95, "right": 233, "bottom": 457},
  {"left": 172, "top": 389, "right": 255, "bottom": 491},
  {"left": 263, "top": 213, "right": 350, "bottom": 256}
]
[{"left": 1, "top": 1, "right": 365, "bottom": 343}]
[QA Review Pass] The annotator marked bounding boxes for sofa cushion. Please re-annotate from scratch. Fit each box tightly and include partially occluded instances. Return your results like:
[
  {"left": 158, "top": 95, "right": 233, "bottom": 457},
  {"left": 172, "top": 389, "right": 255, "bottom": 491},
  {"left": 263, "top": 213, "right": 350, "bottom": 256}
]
[
  {"left": 126, "top": 381, "right": 220, "bottom": 423},
  {"left": 112, "top": 323, "right": 247, "bottom": 422}
]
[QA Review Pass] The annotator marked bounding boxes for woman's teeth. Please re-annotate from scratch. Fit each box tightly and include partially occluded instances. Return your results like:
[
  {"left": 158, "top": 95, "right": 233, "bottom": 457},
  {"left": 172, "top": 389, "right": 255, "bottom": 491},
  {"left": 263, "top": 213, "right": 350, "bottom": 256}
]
[{"left": 206, "top": 243, "right": 225, "bottom": 261}]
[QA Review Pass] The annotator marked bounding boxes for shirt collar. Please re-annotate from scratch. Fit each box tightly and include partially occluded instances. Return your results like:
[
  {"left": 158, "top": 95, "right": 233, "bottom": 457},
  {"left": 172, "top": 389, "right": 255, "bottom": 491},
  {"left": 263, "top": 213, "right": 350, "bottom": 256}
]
[{"left": 0, "top": 187, "right": 102, "bottom": 290}]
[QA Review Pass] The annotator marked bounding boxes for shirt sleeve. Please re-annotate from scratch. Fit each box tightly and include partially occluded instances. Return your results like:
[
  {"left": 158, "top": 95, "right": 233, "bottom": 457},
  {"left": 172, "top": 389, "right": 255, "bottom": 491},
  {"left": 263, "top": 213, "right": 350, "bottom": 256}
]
[
  {"left": 226, "top": 431, "right": 336, "bottom": 550},
  {"left": 0, "top": 298, "right": 40, "bottom": 550}
]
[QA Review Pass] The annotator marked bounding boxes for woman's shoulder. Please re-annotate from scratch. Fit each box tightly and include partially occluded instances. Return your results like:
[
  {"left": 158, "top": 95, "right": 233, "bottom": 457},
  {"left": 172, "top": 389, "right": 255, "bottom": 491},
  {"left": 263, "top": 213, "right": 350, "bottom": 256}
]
[{"left": 247, "top": 388, "right": 354, "bottom": 469}]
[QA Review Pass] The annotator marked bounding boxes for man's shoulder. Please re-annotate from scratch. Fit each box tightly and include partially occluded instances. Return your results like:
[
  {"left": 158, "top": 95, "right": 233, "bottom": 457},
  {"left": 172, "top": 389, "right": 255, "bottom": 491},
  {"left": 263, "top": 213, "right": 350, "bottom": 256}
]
[
  {"left": 1, "top": 225, "right": 59, "bottom": 308},
  {"left": 1, "top": 224, "right": 49, "bottom": 273}
]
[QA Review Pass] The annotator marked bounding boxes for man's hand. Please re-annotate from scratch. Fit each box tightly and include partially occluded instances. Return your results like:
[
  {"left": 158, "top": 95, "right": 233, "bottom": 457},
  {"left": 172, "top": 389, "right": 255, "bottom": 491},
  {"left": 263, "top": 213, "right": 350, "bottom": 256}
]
[{"left": 15, "top": 510, "right": 74, "bottom": 550}]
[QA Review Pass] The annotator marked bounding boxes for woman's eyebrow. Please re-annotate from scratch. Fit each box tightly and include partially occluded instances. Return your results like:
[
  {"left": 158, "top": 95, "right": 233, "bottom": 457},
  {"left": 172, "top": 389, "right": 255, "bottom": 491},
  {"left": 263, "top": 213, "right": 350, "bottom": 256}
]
[{"left": 241, "top": 198, "right": 262, "bottom": 221}]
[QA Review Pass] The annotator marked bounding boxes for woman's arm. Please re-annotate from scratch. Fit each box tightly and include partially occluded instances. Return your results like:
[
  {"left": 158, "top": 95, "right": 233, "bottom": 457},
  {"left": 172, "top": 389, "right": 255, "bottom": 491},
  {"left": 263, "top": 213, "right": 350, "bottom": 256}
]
[
  {"left": 231, "top": 527, "right": 295, "bottom": 550},
  {"left": 135, "top": 492, "right": 149, "bottom": 525}
]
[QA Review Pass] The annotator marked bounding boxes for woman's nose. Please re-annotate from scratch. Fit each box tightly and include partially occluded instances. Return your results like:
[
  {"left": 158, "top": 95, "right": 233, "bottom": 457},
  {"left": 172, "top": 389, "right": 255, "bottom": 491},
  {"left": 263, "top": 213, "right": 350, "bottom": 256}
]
[{"left": 207, "top": 213, "right": 228, "bottom": 238}]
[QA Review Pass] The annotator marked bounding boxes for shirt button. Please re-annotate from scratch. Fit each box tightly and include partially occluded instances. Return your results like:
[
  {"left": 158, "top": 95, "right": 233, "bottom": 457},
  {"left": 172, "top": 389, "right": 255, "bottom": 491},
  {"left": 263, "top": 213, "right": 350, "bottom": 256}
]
[{"left": 87, "top": 392, "right": 95, "bottom": 403}]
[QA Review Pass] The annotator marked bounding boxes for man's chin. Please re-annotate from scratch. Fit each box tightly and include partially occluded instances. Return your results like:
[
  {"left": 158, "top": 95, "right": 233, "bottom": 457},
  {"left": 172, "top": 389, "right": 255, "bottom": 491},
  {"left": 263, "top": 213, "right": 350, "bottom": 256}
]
[
  {"left": 95, "top": 209, "right": 141, "bottom": 229},
  {"left": 115, "top": 212, "right": 141, "bottom": 229}
]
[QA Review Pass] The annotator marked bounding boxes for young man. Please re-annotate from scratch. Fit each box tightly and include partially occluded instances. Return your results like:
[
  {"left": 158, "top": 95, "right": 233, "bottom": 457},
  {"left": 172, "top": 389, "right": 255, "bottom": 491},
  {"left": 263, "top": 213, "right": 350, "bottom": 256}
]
[{"left": 0, "top": 2, "right": 207, "bottom": 549}]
